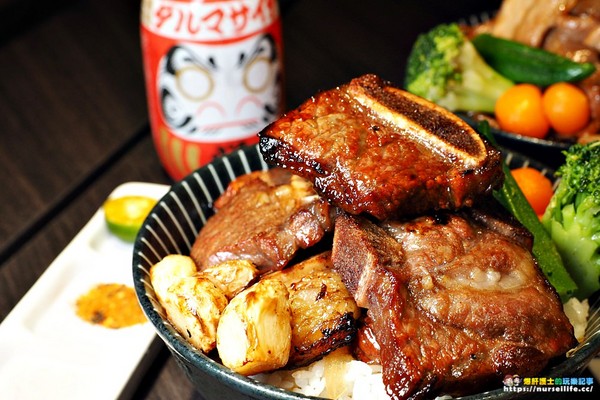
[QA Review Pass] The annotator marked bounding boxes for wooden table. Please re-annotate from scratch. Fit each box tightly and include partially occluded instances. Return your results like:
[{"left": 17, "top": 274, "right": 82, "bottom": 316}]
[{"left": 3, "top": 0, "right": 597, "bottom": 399}]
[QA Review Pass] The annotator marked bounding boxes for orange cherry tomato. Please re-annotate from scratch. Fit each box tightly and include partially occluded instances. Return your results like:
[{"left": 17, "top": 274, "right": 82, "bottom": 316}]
[
  {"left": 542, "top": 82, "right": 590, "bottom": 136},
  {"left": 511, "top": 167, "right": 554, "bottom": 216},
  {"left": 495, "top": 84, "right": 550, "bottom": 139}
]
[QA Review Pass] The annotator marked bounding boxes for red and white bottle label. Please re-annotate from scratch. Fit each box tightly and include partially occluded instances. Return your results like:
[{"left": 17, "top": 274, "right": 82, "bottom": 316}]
[{"left": 141, "top": 0, "right": 284, "bottom": 180}]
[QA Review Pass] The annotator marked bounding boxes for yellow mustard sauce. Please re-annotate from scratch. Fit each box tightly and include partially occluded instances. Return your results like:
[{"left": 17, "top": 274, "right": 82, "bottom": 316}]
[{"left": 75, "top": 283, "right": 146, "bottom": 328}]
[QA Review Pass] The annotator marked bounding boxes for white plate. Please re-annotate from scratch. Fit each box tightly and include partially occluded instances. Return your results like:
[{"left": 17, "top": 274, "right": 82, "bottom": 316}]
[{"left": 0, "top": 182, "right": 170, "bottom": 400}]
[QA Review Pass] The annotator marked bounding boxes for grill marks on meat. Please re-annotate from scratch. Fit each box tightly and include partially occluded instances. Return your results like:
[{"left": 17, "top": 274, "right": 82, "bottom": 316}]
[
  {"left": 190, "top": 169, "right": 334, "bottom": 273},
  {"left": 267, "top": 251, "right": 360, "bottom": 367},
  {"left": 259, "top": 74, "right": 504, "bottom": 220},
  {"left": 332, "top": 210, "right": 576, "bottom": 399}
]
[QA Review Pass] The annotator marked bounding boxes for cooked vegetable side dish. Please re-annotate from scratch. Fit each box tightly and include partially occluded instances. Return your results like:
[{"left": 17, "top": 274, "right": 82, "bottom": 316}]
[
  {"left": 148, "top": 74, "right": 595, "bottom": 400},
  {"left": 542, "top": 141, "right": 600, "bottom": 300},
  {"left": 405, "top": 0, "right": 600, "bottom": 143},
  {"left": 404, "top": 23, "right": 514, "bottom": 114}
]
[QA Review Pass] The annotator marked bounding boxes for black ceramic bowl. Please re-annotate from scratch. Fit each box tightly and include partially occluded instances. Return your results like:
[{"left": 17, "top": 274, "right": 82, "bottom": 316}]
[{"left": 133, "top": 144, "right": 600, "bottom": 399}]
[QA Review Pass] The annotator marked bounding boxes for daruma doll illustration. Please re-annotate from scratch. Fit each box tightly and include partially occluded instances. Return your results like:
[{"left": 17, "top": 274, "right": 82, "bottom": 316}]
[{"left": 141, "top": 0, "right": 284, "bottom": 180}]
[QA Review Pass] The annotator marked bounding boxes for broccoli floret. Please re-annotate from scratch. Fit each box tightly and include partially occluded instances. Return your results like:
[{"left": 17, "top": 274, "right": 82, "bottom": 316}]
[
  {"left": 404, "top": 23, "right": 514, "bottom": 113},
  {"left": 542, "top": 141, "right": 600, "bottom": 300}
]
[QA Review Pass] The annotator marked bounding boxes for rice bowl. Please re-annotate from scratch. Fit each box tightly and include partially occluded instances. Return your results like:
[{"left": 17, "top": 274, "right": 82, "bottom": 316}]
[{"left": 133, "top": 144, "right": 600, "bottom": 400}]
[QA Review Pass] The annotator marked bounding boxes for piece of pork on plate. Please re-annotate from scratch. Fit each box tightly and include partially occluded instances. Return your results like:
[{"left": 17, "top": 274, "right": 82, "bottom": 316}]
[{"left": 259, "top": 74, "right": 504, "bottom": 220}]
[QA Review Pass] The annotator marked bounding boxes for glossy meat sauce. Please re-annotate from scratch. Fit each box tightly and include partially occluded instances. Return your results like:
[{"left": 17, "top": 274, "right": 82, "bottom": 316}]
[{"left": 259, "top": 74, "right": 504, "bottom": 220}]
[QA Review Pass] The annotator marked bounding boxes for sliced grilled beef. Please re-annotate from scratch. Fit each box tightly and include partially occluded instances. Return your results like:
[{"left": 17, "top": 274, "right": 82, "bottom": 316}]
[
  {"left": 332, "top": 208, "right": 576, "bottom": 399},
  {"left": 259, "top": 74, "right": 504, "bottom": 220},
  {"left": 190, "top": 168, "right": 335, "bottom": 273}
]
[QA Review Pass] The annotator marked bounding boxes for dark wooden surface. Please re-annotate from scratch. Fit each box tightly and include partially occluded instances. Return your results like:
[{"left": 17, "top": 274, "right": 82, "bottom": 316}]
[{"left": 6, "top": 1, "right": 596, "bottom": 399}]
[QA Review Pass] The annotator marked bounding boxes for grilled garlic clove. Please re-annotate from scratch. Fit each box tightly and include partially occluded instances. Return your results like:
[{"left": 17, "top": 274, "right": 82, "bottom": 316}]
[
  {"left": 163, "top": 276, "right": 228, "bottom": 353},
  {"left": 150, "top": 254, "right": 198, "bottom": 305},
  {"left": 217, "top": 278, "right": 292, "bottom": 375},
  {"left": 201, "top": 259, "right": 259, "bottom": 300}
]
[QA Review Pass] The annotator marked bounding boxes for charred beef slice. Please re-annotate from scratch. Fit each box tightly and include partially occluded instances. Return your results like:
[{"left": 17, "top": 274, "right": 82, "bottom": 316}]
[
  {"left": 332, "top": 208, "right": 576, "bottom": 399},
  {"left": 259, "top": 74, "right": 504, "bottom": 220},
  {"left": 190, "top": 168, "right": 335, "bottom": 273}
]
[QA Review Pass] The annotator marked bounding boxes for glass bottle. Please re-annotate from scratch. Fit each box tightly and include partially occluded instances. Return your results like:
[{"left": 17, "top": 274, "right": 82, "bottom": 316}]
[{"left": 141, "top": 0, "right": 284, "bottom": 180}]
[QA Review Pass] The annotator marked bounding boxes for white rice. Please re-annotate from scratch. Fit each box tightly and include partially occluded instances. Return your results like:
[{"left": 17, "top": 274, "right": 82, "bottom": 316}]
[
  {"left": 254, "top": 356, "right": 456, "bottom": 399},
  {"left": 254, "top": 355, "right": 388, "bottom": 399},
  {"left": 563, "top": 296, "right": 590, "bottom": 342}
]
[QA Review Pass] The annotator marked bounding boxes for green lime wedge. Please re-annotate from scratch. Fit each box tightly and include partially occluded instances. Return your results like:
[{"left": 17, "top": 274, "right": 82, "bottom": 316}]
[{"left": 104, "top": 195, "right": 157, "bottom": 242}]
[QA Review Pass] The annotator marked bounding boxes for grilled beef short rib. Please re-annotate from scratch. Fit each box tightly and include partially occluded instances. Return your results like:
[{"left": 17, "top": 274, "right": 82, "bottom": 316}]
[
  {"left": 259, "top": 74, "right": 504, "bottom": 220},
  {"left": 190, "top": 169, "right": 335, "bottom": 273},
  {"left": 188, "top": 74, "right": 576, "bottom": 399},
  {"left": 332, "top": 208, "right": 576, "bottom": 399}
]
